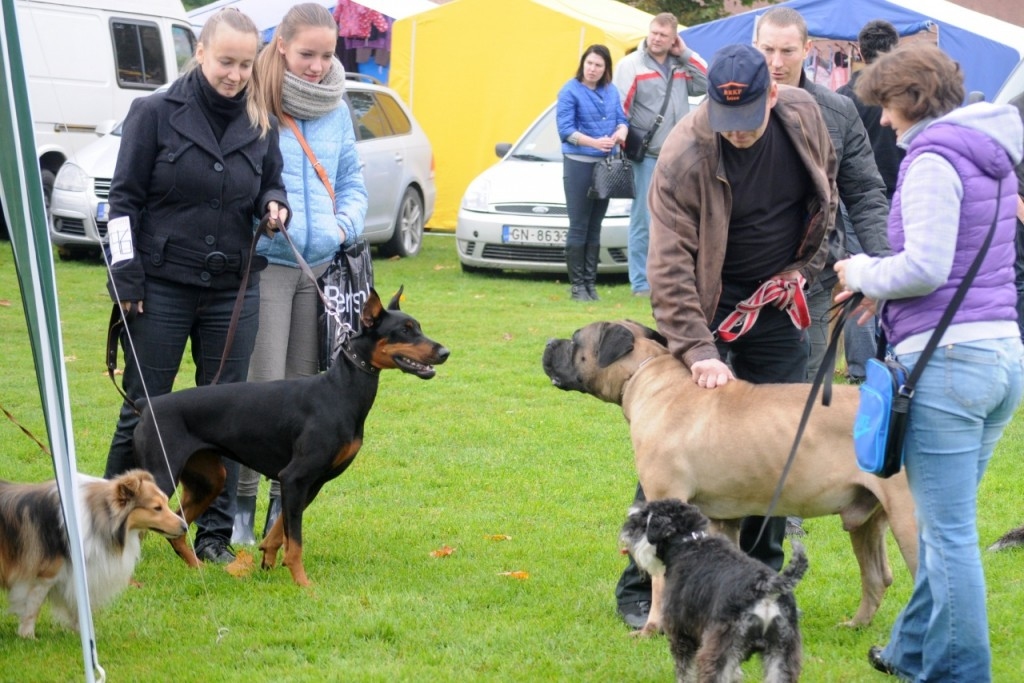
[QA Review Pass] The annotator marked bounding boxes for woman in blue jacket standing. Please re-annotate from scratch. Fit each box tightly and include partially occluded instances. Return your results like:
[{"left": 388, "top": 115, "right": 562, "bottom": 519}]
[
  {"left": 233, "top": 3, "right": 368, "bottom": 543},
  {"left": 557, "top": 44, "right": 628, "bottom": 301}
]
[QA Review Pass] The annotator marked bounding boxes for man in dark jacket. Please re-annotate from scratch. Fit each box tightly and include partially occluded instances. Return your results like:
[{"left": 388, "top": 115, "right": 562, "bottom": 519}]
[
  {"left": 755, "top": 7, "right": 889, "bottom": 390},
  {"left": 837, "top": 20, "right": 903, "bottom": 200}
]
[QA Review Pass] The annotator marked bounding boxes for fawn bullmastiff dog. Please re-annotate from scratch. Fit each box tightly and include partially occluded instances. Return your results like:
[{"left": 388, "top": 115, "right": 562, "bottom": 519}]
[{"left": 542, "top": 320, "right": 918, "bottom": 633}]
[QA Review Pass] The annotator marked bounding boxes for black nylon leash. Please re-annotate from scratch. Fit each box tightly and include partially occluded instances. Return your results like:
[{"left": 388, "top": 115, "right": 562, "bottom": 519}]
[{"left": 743, "top": 291, "right": 863, "bottom": 553}]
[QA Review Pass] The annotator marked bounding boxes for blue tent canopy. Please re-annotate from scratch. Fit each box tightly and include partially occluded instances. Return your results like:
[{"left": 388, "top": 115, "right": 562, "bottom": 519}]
[{"left": 680, "top": 0, "right": 1023, "bottom": 101}]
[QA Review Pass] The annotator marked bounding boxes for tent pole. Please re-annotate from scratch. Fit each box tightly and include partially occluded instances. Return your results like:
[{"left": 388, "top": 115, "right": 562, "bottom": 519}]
[{"left": 0, "top": 1, "right": 99, "bottom": 680}]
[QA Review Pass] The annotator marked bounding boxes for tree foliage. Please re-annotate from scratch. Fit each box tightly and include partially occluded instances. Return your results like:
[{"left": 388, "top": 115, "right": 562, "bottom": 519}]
[{"left": 622, "top": 0, "right": 771, "bottom": 27}]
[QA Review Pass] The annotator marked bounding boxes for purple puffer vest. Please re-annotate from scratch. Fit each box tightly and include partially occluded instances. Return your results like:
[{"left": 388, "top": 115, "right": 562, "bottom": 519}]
[{"left": 881, "top": 122, "right": 1018, "bottom": 346}]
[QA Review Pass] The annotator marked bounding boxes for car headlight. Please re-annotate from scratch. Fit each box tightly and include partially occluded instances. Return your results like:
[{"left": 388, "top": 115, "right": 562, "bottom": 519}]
[
  {"left": 461, "top": 177, "right": 491, "bottom": 211},
  {"left": 54, "top": 163, "right": 91, "bottom": 192}
]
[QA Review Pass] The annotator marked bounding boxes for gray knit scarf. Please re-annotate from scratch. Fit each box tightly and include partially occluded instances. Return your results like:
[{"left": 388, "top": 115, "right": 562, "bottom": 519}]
[{"left": 282, "top": 56, "right": 346, "bottom": 120}]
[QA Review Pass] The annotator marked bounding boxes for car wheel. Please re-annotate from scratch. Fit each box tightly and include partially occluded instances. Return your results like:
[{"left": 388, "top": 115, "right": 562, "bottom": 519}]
[
  {"left": 41, "top": 169, "right": 55, "bottom": 210},
  {"left": 380, "top": 187, "right": 423, "bottom": 258}
]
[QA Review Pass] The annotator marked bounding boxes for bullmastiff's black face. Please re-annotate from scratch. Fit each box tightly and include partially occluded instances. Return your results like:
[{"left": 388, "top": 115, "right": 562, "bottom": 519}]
[{"left": 542, "top": 321, "right": 667, "bottom": 404}]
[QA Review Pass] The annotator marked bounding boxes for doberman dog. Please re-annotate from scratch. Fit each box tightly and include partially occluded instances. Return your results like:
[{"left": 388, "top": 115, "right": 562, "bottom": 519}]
[{"left": 132, "top": 287, "right": 449, "bottom": 585}]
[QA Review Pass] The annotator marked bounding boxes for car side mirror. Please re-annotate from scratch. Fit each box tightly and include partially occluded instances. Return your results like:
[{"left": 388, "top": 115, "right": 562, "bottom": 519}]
[{"left": 495, "top": 143, "right": 511, "bottom": 158}]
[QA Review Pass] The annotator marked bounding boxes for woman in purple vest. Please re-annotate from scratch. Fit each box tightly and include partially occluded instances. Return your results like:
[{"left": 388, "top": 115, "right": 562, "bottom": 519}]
[{"left": 835, "top": 44, "right": 1023, "bottom": 682}]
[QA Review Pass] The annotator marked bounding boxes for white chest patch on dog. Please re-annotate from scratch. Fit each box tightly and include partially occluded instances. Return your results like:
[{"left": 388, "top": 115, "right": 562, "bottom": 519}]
[{"left": 632, "top": 537, "right": 666, "bottom": 576}]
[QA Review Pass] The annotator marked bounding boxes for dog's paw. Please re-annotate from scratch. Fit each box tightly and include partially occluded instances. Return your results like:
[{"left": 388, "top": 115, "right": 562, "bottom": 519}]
[{"left": 629, "top": 623, "right": 662, "bottom": 639}]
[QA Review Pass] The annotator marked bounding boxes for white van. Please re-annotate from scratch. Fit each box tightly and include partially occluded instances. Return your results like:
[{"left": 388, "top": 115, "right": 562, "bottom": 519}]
[{"left": 3, "top": 0, "right": 195, "bottom": 235}]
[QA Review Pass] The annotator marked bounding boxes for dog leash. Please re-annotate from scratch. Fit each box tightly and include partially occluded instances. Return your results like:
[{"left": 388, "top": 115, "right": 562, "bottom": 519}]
[
  {"left": 716, "top": 275, "right": 811, "bottom": 342},
  {"left": 744, "top": 292, "right": 862, "bottom": 552},
  {"left": 105, "top": 215, "right": 275, "bottom": 403},
  {"left": 271, "top": 219, "right": 377, "bottom": 376}
]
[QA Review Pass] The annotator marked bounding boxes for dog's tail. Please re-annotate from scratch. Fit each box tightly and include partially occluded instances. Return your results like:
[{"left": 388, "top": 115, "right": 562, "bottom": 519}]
[
  {"left": 773, "top": 539, "right": 809, "bottom": 594},
  {"left": 988, "top": 523, "right": 1024, "bottom": 552}
]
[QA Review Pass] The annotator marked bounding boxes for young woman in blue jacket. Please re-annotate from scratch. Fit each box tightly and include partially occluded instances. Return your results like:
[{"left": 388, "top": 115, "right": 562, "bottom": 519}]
[
  {"left": 233, "top": 3, "right": 368, "bottom": 543},
  {"left": 556, "top": 44, "right": 628, "bottom": 301}
]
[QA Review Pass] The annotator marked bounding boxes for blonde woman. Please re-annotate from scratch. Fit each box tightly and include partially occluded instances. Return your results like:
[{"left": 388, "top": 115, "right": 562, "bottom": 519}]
[
  {"left": 233, "top": 3, "right": 368, "bottom": 544},
  {"left": 103, "top": 7, "right": 289, "bottom": 565}
]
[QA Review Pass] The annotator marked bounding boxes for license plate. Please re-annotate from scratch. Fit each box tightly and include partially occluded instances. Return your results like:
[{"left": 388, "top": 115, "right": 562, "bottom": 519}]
[
  {"left": 96, "top": 202, "right": 108, "bottom": 221},
  {"left": 501, "top": 226, "right": 567, "bottom": 245}
]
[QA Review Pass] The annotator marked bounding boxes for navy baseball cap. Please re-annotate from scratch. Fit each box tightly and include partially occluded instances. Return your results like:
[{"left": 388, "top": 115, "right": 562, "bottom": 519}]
[{"left": 707, "top": 44, "right": 771, "bottom": 132}]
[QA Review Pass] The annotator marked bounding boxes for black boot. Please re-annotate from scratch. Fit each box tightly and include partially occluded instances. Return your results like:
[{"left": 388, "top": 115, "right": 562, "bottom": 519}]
[
  {"left": 565, "top": 244, "right": 590, "bottom": 301},
  {"left": 263, "top": 495, "right": 281, "bottom": 539},
  {"left": 583, "top": 243, "right": 601, "bottom": 300}
]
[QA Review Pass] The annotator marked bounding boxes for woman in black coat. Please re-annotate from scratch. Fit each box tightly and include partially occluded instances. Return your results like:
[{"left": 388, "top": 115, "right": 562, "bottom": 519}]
[{"left": 103, "top": 8, "right": 289, "bottom": 565}]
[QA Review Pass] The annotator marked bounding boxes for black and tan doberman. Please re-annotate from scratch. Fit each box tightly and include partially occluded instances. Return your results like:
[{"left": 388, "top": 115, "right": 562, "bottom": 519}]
[{"left": 133, "top": 287, "right": 449, "bottom": 585}]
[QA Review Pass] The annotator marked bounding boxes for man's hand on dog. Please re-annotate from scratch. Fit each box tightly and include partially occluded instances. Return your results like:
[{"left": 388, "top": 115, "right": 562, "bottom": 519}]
[{"left": 690, "top": 358, "right": 735, "bottom": 389}]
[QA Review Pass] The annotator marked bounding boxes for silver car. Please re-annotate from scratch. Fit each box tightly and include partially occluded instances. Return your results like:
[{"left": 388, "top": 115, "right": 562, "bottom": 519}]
[
  {"left": 49, "top": 76, "right": 435, "bottom": 259},
  {"left": 455, "top": 103, "right": 629, "bottom": 274}
]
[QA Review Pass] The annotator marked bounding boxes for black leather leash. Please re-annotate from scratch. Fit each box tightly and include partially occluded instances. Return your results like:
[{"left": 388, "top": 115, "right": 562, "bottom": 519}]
[{"left": 105, "top": 217, "right": 272, "bottom": 406}]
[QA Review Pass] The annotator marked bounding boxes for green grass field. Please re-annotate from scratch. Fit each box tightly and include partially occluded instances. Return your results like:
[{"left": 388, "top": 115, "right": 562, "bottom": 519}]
[{"left": 1, "top": 234, "right": 1023, "bottom": 682}]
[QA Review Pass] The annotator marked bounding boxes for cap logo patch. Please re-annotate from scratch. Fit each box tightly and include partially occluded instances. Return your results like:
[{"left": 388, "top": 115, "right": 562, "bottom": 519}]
[{"left": 716, "top": 82, "right": 750, "bottom": 103}]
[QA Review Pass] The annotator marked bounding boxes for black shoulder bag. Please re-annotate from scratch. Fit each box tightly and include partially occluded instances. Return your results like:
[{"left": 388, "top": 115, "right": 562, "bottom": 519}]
[{"left": 623, "top": 67, "right": 675, "bottom": 163}]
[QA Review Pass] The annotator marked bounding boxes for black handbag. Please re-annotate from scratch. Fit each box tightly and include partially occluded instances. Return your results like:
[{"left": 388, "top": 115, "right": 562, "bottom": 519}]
[
  {"left": 316, "top": 240, "right": 374, "bottom": 371},
  {"left": 588, "top": 153, "right": 635, "bottom": 200}
]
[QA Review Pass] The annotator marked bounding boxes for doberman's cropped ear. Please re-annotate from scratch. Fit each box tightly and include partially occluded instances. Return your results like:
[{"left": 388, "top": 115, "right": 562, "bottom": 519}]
[
  {"left": 597, "top": 323, "right": 636, "bottom": 368},
  {"left": 387, "top": 285, "right": 404, "bottom": 311},
  {"left": 361, "top": 288, "right": 384, "bottom": 328}
]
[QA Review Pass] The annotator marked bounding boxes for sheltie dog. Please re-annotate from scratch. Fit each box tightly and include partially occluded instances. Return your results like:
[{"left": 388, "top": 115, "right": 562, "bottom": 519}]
[{"left": 0, "top": 469, "right": 187, "bottom": 638}]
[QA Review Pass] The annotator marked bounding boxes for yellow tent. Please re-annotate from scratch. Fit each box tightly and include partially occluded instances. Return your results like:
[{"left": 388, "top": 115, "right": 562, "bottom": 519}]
[{"left": 390, "top": 0, "right": 652, "bottom": 230}]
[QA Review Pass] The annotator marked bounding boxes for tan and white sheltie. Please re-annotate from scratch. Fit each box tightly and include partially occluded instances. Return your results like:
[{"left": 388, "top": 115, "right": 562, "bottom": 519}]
[{"left": 0, "top": 469, "right": 187, "bottom": 638}]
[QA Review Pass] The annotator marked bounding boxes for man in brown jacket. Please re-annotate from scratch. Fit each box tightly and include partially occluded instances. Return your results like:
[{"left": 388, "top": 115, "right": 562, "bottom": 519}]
[{"left": 616, "top": 43, "right": 837, "bottom": 627}]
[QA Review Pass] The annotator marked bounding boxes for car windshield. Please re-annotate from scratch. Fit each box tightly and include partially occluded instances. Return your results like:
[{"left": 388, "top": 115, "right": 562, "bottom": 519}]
[{"left": 507, "top": 106, "right": 562, "bottom": 162}]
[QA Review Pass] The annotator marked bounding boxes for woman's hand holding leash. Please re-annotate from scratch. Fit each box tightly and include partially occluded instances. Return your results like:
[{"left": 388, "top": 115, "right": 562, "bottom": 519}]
[
  {"left": 834, "top": 259, "right": 877, "bottom": 325},
  {"left": 260, "top": 201, "right": 289, "bottom": 234}
]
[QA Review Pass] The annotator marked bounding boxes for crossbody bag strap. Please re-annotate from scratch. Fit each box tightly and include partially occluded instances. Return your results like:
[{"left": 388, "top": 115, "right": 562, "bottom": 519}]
[
  {"left": 654, "top": 67, "right": 676, "bottom": 125},
  {"left": 900, "top": 176, "right": 1004, "bottom": 398},
  {"left": 639, "top": 67, "right": 676, "bottom": 143},
  {"left": 282, "top": 114, "right": 336, "bottom": 204}
]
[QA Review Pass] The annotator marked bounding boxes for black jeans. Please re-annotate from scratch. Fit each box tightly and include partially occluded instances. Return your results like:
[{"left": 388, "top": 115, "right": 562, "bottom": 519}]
[
  {"left": 105, "top": 276, "right": 259, "bottom": 549},
  {"left": 617, "top": 280, "right": 808, "bottom": 606},
  {"left": 562, "top": 156, "right": 608, "bottom": 247}
]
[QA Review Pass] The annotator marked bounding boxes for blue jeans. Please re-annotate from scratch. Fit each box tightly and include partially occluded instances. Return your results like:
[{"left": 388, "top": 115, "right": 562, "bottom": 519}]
[
  {"left": 881, "top": 337, "right": 1024, "bottom": 683},
  {"left": 627, "top": 155, "right": 656, "bottom": 293},
  {"left": 105, "top": 276, "right": 260, "bottom": 549},
  {"left": 562, "top": 156, "right": 607, "bottom": 247}
]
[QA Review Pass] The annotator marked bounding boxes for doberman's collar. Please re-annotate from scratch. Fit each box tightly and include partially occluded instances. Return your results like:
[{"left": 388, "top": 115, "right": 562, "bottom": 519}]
[{"left": 339, "top": 339, "right": 379, "bottom": 376}]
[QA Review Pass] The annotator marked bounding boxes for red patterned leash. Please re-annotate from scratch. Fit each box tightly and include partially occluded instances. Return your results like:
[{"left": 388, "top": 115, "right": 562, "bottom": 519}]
[{"left": 716, "top": 275, "right": 811, "bottom": 342}]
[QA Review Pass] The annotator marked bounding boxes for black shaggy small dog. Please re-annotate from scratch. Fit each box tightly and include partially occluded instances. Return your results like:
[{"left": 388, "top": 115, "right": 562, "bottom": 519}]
[{"left": 620, "top": 499, "right": 808, "bottom": 682}]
